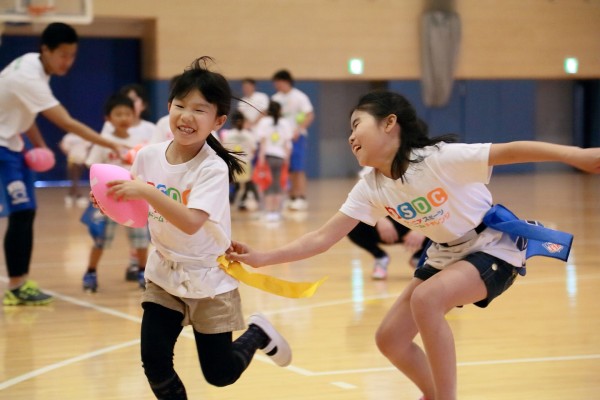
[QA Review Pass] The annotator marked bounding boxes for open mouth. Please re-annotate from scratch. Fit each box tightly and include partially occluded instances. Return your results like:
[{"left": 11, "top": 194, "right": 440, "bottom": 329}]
[{"left": 177, "top": 126, "right": 195, "bottom": 135}]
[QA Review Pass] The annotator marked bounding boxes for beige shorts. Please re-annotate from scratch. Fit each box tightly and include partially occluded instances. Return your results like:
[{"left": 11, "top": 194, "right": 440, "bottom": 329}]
[{"left": 142, "top": 281, "right": 246, "bottom": 334}]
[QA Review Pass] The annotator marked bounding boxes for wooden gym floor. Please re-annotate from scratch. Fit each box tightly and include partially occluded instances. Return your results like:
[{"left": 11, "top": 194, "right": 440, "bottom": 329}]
[{"left": 1, "top": 171, "right": 599, "bottom": 399}]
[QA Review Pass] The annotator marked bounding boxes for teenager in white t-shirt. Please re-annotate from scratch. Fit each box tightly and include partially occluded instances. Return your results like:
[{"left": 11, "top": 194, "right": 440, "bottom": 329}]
[
  {"left": 227, "top": 91, "right": 600, "bottom": 400},
  {"left": 271, "top": 69, "right": 314, "bottom": 211},
  {"left": 102, "top": 57, "right": 291, "bottom": 398},
  {"left": 0, "top": 23, "right": 121, "bottom": 306},
  {"left": 237, "top": 78, "right": 269, "bottom": 129}
]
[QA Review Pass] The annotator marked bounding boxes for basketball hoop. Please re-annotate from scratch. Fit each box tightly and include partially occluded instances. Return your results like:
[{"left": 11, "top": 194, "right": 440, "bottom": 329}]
[{"left": 27, "top": 5, "right": 55, "bottom": 17}]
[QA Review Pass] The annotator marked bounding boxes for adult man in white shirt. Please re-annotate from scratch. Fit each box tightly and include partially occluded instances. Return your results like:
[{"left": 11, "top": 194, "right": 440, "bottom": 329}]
[
  {"left": 271, "top": 70, "right": 314, "bottom": 211},
  {"left": 0, "top": 22, "right": 120, "bottom": 305},
  {"left": 237, "top": 78, "right": 269, "bottom": 129}
]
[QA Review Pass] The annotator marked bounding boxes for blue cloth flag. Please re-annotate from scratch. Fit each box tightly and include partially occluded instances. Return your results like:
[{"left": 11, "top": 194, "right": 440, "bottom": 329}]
[{"left": 483, "top": 204, "right": 573, "bottom": 275}]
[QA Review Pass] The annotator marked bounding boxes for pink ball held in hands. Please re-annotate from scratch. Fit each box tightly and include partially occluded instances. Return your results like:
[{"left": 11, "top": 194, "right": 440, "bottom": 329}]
[{"left": 89, "top": 163, "right": 149, "bottom": 228}]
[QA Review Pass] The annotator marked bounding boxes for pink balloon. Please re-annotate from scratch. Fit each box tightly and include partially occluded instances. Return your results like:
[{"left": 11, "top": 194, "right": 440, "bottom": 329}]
[
  {"left": 89, "top": 164, "right": 149, "bottom": 228},
  {"left": 24, "top": 148, "right": 55, "bottom": 172}
]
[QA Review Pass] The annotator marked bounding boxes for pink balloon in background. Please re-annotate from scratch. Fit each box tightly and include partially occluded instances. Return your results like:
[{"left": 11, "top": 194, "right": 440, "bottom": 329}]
[
  {"left": 24, "top": 148, "right": 55, "bottom": 172},
  {"left": 89, "top": 164, "right": 149, "bottom": 228}
]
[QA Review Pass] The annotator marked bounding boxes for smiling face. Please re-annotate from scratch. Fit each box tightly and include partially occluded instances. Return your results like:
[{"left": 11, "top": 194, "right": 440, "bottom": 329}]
[
  {"left": 107, "top": 104, "right": 135, "bottom": 135},
  {"left": 40, "top": 43, "right": 77, "bottom": 76},
  {"left": 168, "top": 88, "right": 226, "bottom": 149},
  {"left": 349, "top": 110, "right": 400, "bottom": 177}
]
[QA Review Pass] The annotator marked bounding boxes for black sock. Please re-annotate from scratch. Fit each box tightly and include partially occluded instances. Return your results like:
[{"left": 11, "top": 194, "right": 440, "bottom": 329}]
[
  {"left": 86, "top": 268, "right": 96, "bottom": 274},
  {"left": 231, "top": 324, "right": 269, "bottom": 368},
  {"left": 148, "top": 373, "right": 187, "bottom": 400}
]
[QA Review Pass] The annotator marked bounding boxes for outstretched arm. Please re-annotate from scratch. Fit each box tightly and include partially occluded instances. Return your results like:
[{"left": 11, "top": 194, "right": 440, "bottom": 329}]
[
  {"left": 41, "top": 104, "right": 122, "bottom": 156},
  {"left": 228, "top": 211, "right": 359, "bottom": 268},
  {"left": 489, "top": 141, "right": 600, "bottom": 173}
]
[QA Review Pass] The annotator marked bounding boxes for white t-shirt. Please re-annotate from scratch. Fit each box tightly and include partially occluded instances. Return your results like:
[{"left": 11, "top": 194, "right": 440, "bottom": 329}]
[
  {"left": 220, "top": 128, "right": 257, "bottom": 164},
  {"left": 0, "top": 53, "right": 60, "bottom": 151},
  {"left": 254, "top": 117, "right": 293, "bottom": 159},
  {"left": 340, "top": 142, "right": 525, "bottom": 268},
  {"left": 61, "top": 133, "right": 92, "bottom": 164},
  {"left": 238, "top": 91, "right": 269, "bottom": 124},
  {"left": 271, "top": 88, "right": 313, "bottom": 135},
  {"left": 100, "top": 119, "right": 157, "bottom": 145},
  {"left": 131, "top": 141, "right": 238, "bottom": 299},
  {"left": 86, "top": 128, "right": 146, "bottom": 170},
  {"left": 150, "top": 115, "right": 173, "bottom": 144}
]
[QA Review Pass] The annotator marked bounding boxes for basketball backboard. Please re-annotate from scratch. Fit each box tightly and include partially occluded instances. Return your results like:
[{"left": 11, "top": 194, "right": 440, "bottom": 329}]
[{"left": 0, "top": 0, "right": 93, "bottom": 24}]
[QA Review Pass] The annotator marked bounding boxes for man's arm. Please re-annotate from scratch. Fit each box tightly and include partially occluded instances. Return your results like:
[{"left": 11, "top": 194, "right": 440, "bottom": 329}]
[
  {"left": 41, "top": 104, "right": 121, "bottom": 155},
  {"left": 24, "top": 123, "right": 48, "bottom": 148}
]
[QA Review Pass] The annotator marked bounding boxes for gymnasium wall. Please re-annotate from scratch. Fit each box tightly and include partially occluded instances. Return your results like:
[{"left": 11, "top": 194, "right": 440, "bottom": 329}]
[
  {"left": 2, "top": 0, "right": 599, "bottom": 180},
  {"left": 90, "top": 0, "right": 600, "bottom": 80}
]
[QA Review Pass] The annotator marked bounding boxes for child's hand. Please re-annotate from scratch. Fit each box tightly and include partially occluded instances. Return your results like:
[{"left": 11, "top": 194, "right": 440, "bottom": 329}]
[
  {"left": 572, "top": 147, "right": 600, "bottom": 174},
  {"left": 226, "top": 241, "right": 265, "bottom": 268},
  {"left": 106, "top": 178, "right": 147, "bottom": 202},
  {"left": 89, "top": 191, "right": 105, "bottom": 214}
]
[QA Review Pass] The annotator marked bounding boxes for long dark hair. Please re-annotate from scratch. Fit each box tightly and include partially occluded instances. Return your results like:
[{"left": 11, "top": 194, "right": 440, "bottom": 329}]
[
  {"left": 267, "top": 100, "right": 282, "bottom": 125},
  {"left": 169, "top": 56, "right": 245, "bottom": 182},
  {"left": 352, "top": 91, "right": 457, "bottom": 182}
]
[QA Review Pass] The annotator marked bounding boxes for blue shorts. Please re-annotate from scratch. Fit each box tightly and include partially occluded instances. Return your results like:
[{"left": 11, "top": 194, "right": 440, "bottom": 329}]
[
  {"left": 289, "top": 134, "right": 307, "bottom": 173},
  {"left": 0, "top": 147, "right": 37, "bottom": 217}
]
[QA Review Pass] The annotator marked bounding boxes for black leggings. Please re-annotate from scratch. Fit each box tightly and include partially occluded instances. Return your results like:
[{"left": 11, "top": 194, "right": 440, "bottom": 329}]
[
  {"left": 140, "top": 302, "right": 250, "bottom": 389},
  {"left": 347, "top": 216, "right": 422, "bottom": 259},
  {"left": 4, "top": 209, "right": 35, "bottom": 277}
]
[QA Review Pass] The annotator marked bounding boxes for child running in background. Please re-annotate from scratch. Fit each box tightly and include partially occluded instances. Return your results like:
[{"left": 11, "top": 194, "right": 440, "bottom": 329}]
[
  {"left": 59, "top": 132, "right": 92, "bottom": 208},
  {"left": 99, "top": 83, "right": 157, "bottom": 281},
  {"left": 227, "top": 91, "right": 600, "bottom": 400},
  {"left": 254, "top": 100, "right": 293, "bottom": 222},
  {"left": 104, "top": 57, "right": 291, "bottom": 399},
  {"left": 82, "top": 94, "right": 150, "bottom": 292},
  {"left": 219, "top": 111, "right": 259, "bottom": 210}
]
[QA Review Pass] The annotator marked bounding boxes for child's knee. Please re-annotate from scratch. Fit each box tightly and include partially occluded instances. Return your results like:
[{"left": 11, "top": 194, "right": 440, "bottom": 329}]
[{"left": 203, "top": 370, "right": 239, "bottom": 387}]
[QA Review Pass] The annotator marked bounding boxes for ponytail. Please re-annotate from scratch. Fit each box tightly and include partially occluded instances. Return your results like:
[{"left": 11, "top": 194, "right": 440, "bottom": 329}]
[{"left": 206, "top": 134, "right": 245, "bottom": 182}]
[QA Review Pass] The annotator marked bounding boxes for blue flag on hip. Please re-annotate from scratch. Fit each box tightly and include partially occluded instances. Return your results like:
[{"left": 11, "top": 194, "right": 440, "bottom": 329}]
[{"left": 483, "top": 204, "right": 573, "bottom": 264}]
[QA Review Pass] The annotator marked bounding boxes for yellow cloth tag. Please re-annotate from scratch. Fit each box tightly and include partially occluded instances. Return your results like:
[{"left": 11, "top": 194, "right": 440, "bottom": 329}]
[{"left": 217, "top": 255, "right": 327, "bottom": 298}]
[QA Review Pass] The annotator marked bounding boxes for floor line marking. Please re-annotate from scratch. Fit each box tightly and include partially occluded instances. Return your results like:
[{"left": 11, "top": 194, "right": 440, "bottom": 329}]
[
  {"left": 2, "top": 276, "right": 599, "bottom": 390},
  {"left": 0, "top": 339, "right": 140, "bottom": 390},
  {"left": 306, "top": 353, "right": 600, "bottom": 376}
]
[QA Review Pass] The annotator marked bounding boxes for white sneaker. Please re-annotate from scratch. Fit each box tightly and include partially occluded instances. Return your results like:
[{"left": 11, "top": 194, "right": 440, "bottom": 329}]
[
  {"left": 64, "top": 195, "right": 74, "bottom": 208},
  {"left": 248, "top": 313, "right": 292, "bottom": 367},
  {"left": 371, "top": 256, "right": 390, "bottom": 280},
  {"left": 75, "top": 196, "right": 89, "bottom": 208},
  {"left": 289, "top": 198, "right": 308, "bottom": 211}
]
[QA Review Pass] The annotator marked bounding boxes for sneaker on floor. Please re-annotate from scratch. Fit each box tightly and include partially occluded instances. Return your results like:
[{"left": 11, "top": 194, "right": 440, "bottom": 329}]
[
  {"left": 64, "top": 195, "right": 74, "bottom": 208},
  {"left": 289, "top": 198, "right": 308, "bottom": 211},
  {"left": 125, "top": 264, "right": 139, "bottom": 281},
  {"left": 138, "top": 270, "right": 146, "bottom": 289},
  {"left": 83, "top": 271, "right": 98, "bottom": 292},
  {"left": 75, "top": 196, "right": 89, "bottom": 208},
  {"left": 371, "top": 256, "right": 390, "bottom": 280},
  {"left": 3, "top": 280, "right": 53, "bottom": 306},
  {"left": 248, "top": 313, "right": 292, "bottom": 367}
]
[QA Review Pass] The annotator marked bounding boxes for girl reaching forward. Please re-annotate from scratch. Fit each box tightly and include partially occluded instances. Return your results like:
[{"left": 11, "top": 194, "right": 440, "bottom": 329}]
[{"left": 227, "top": 91, "right": 600, "bottom": 400}]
